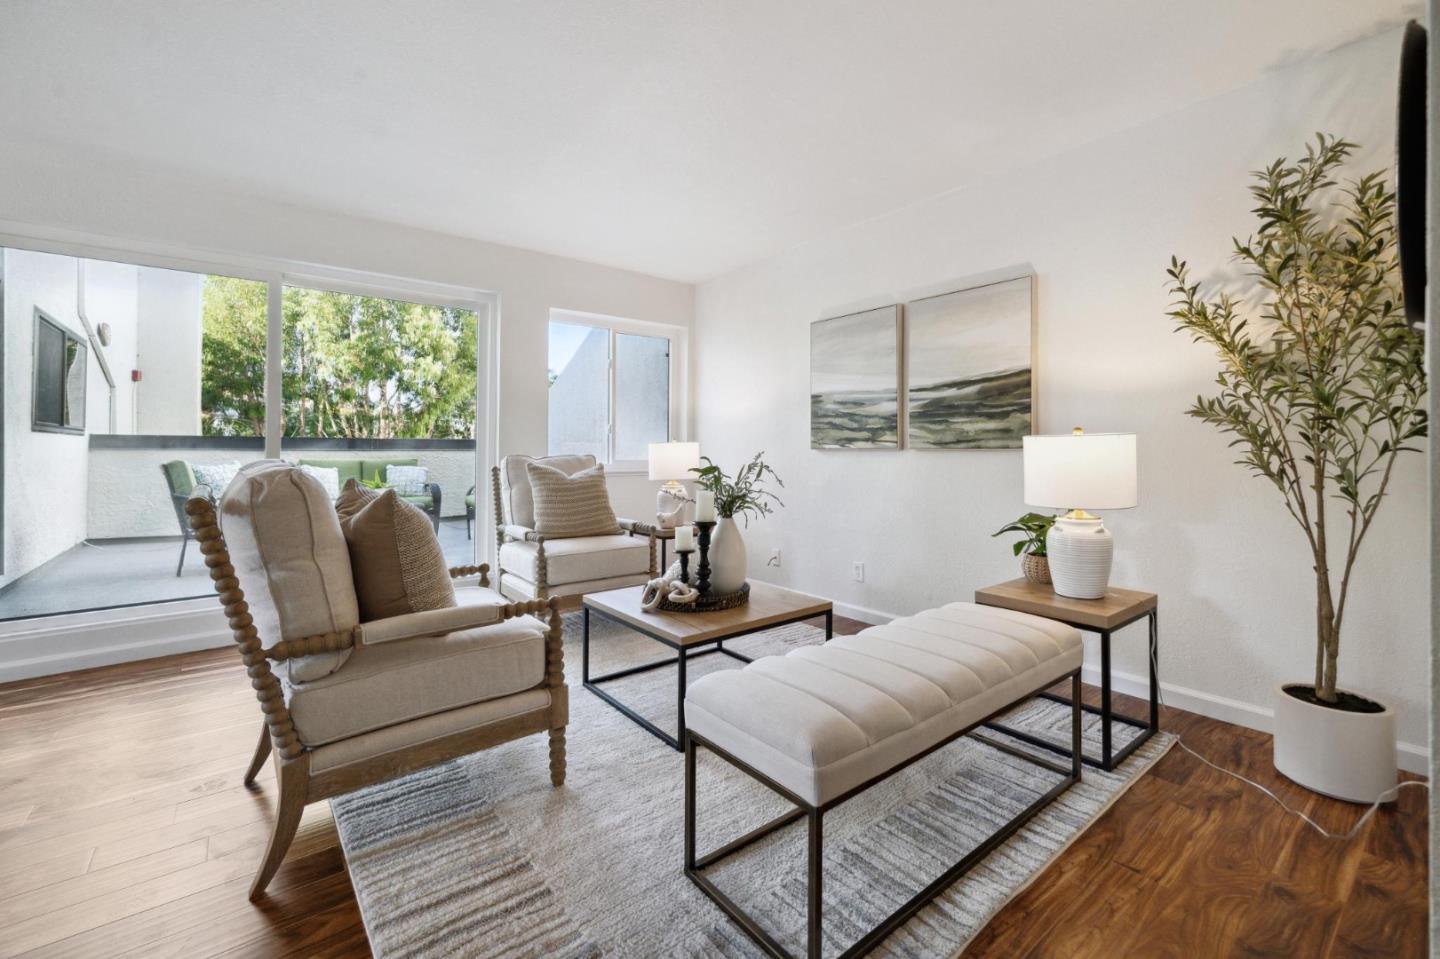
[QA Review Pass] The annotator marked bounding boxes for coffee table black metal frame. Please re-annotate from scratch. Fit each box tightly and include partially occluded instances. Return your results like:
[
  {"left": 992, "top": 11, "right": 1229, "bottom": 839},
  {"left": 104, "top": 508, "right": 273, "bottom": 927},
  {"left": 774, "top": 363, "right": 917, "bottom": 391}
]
[
  {"left": 981, "top": 605, "right": 1158, "bottom": 771},
  {"left": 581, "top": 604, "right": 834, "bottom": 752}
]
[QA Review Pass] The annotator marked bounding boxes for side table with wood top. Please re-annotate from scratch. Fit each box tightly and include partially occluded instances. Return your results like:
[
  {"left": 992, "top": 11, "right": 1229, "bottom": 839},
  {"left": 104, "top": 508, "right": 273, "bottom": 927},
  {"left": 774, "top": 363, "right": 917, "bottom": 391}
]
[{"left": 975, "top": 578, "right": 1159, "bottom": 771}]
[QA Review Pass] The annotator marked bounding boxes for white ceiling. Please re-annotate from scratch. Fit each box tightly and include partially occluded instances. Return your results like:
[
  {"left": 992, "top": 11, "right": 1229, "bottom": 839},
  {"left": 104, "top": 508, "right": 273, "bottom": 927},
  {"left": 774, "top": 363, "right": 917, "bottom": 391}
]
[{"left": 0, "top": 1, "right": 1418, "bottom": 282}]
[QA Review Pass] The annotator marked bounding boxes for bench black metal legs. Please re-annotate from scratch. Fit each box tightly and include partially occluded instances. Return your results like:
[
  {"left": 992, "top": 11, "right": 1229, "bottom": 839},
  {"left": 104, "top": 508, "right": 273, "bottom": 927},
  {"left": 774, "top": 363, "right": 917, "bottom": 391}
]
[{"left": 684, "top": 670, "right": 1084, "bottom": 959}]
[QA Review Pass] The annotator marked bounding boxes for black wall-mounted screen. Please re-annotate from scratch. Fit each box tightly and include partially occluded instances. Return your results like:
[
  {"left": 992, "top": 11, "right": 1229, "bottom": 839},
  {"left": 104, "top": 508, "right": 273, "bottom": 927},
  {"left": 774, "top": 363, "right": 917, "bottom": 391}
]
[
  {"left": 33, "top": 309, "right": 87, "bottom": 433},
  {"left": 1396, "top": 19, "right": 1427, "bottom": 329}
]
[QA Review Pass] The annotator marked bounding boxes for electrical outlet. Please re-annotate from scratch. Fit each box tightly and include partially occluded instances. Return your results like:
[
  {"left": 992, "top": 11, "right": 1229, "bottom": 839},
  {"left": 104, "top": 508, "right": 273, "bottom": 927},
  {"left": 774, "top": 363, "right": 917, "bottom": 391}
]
[
  {"left": 767, "top": 548, "right": 782, "bottom": 568},
  {"left": 852, "top": 562, "right": 865, "bottom": 583}
]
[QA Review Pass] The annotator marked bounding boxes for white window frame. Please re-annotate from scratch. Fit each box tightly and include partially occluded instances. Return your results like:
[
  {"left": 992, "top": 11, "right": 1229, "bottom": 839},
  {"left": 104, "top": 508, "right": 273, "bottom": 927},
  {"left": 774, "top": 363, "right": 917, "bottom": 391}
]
[{"left": 548, "top": 308, "right": 687, "bottom": 473}]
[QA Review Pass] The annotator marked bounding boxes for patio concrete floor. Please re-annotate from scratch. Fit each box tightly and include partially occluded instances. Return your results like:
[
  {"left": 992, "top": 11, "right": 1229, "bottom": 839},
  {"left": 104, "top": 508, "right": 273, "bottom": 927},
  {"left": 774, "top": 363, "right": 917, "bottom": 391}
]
[{"left": 0, "top": 517, "right": 480, "bottom": 621}]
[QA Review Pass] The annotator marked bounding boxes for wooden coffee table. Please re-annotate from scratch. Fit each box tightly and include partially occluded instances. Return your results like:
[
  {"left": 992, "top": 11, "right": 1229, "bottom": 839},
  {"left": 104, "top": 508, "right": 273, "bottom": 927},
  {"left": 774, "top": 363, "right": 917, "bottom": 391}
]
[{"left": 582, "top": 581, "right": 833, "bottom": 750}]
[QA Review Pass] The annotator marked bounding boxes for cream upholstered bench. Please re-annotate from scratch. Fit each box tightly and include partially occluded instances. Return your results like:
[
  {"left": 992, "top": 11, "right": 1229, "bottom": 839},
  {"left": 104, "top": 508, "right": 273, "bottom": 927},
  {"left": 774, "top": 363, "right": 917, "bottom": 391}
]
[{"left": 683, "top": 601, "right": 1084, "bottom": 959}]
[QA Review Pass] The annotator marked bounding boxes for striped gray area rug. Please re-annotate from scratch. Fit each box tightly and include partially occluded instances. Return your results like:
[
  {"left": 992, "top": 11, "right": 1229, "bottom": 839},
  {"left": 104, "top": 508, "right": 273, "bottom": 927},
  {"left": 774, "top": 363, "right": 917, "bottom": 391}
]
[{"left": 332, "top": 613, "right": 1174, "bottom": 958}]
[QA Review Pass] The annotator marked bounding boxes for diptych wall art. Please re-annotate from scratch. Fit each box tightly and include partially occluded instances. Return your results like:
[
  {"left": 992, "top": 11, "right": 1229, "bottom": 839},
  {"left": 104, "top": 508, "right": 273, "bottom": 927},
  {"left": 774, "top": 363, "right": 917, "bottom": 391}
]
[
  {"left": 809, "top": 304, "right": 901, "bottom": 449},
  {"left": 906, "top": 275, "right": 1034, "bottom": 449},
  {"left": 808, "top": 275, "right": 1034, "bottom": 450}
]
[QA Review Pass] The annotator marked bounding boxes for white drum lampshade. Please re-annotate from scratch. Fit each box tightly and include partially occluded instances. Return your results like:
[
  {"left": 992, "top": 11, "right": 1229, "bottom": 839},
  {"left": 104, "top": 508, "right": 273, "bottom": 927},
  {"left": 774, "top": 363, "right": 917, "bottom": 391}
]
[
  {"left": 648, "top": 442, "right": 700, "bottom": 528},
  {"left": 1023, "top": 431, "right": 1138, "bottom": 599}
]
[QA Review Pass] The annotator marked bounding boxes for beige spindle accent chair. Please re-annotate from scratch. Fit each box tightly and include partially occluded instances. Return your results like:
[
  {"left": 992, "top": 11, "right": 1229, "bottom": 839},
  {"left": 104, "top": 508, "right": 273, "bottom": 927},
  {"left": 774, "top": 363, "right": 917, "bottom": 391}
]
[
  {"left": 187, "top": 461, "right": 567, "bottom": 900},
  {"left": 491, "top": 453, "right": 658, "bottom": 604}
]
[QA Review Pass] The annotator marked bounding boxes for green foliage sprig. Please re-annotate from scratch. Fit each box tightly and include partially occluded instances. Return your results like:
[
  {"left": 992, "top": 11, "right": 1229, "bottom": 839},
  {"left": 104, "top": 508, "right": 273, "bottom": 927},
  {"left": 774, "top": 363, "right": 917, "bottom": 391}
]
[
  {"left": 1167, "top": 133, "right": 1427, "bottom": 704},
  {"left": 690, "top": 453, "right": 785, "bottom": 526},
  {"left": 992, "top": 512, "right": 1056, "bottom": 557}
]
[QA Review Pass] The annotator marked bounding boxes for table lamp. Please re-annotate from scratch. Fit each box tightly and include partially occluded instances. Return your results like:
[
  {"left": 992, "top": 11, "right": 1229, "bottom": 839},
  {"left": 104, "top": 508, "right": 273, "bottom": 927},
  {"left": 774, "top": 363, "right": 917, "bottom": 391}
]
[
  {"left": 1022, "top": 429, "right": 1138, "bottom": 599},
  {"left": 648, "top": 442, "right": 700, "bottom": 529}
]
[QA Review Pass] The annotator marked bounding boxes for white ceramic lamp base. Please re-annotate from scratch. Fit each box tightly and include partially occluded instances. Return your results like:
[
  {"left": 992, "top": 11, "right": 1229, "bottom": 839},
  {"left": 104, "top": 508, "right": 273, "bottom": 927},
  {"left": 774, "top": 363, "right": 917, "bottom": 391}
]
[
  {"left": 655, "top": 482, "right": 688, "bottom": 529},
  {"left": 1046, "top": 516, "right": 1114, "bottom": 600}
]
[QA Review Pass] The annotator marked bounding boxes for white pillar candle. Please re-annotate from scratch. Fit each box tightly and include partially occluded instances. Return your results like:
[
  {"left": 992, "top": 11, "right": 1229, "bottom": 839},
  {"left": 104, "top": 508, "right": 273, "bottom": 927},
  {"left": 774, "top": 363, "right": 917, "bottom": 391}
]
[
  {"left": 674, "top": 525, "right": 694, "bottom": 551},
  {"left": 695, "top": 490, "right": 716, "bottom": 522}
]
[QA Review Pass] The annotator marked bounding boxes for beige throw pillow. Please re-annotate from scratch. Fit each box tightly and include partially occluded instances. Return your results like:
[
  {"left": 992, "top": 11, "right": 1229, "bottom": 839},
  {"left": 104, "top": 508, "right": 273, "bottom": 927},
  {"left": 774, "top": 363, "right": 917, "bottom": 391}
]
[
  {"left": 526, "top": 461, "right": 621, "bottom": 538},
  {"left": 337, "top": 484, "right": 456, "bottom": 621}
]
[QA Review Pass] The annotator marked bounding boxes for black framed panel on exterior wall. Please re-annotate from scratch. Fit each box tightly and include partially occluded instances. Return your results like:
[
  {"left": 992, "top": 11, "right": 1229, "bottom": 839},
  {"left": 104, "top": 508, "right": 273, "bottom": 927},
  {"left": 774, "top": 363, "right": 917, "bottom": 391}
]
[{"left": 31, "top": 308, "right": 87, "bottom": 434}]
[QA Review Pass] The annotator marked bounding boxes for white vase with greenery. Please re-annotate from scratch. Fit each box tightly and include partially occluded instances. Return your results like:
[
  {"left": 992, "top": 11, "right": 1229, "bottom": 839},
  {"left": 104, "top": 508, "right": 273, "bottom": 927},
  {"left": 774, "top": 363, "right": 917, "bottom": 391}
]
[
  {"left": 690, "top": 452, "right": 784, "bottom": 595},
  {"left": 1168, "top": 135, "right": 1427, "bottom": 802}
]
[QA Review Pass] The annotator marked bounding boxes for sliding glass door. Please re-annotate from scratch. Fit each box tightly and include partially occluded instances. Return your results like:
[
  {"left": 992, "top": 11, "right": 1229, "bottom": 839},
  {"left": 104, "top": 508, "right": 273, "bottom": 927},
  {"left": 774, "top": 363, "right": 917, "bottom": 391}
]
[{"left": 0, "top": 245, "right": 490, "bottom": 621}]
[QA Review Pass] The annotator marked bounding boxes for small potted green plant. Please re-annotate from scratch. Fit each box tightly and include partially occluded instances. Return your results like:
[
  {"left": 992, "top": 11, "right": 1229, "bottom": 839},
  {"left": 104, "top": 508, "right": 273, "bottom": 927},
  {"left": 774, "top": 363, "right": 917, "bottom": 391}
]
[
  {"left": 992, "top": 512, "right": 1056, "bottom": 585},
  {"left": 689, "top": 452, "right": 784, "bottom": 594}
]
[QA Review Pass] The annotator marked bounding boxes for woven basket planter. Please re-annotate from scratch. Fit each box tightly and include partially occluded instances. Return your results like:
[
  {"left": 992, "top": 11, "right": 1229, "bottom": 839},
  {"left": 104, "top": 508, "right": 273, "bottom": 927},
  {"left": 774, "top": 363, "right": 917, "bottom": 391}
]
[{"left": 1020, "top": 552, "right": 1052, "bottom": 585}]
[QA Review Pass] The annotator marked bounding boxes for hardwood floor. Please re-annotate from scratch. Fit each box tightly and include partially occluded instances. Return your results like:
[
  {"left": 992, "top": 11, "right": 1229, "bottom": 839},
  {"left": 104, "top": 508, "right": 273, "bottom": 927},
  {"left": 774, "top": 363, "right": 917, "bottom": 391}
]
[{"left": 0, "top": 615, "right": 1427, "bottom": 957}]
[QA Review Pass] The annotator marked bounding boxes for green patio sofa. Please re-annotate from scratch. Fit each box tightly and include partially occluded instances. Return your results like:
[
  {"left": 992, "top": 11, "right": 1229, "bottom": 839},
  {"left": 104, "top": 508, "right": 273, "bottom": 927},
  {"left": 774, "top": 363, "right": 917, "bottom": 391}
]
[{"left": 296, "top": 457, "right": 443, "bottom": 531}]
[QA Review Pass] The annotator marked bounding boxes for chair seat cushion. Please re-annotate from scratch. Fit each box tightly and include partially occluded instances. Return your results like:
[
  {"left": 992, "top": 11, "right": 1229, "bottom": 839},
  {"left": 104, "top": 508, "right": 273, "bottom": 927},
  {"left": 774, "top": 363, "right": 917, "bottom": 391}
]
[
  {"left": 500, "top": 533, "right": 651, "bottom": 586},
  {"left": 399, "top": 493, "right": 435, "bottom": 511},
  {"left": 285, "top": 604, "right": 547, "bottom": 747},
  {"left": 684, "top": 602, "right": 1082, "bottom": 805}
]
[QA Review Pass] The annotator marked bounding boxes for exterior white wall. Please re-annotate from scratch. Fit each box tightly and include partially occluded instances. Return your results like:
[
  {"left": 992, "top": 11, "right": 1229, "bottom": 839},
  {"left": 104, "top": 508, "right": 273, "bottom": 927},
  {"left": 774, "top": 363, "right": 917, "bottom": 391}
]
[
  {"left": 694, "top": 30, "right": 1430, "bottom": 757},
  {"left": 135, "top": 267, "right": 202, "bottom": 434},
  {"left": 1, "top": 250, "right": 146, "bottom": 586},
  {"left": 79, "top": 258, "right": 140, "bottom": 435}
]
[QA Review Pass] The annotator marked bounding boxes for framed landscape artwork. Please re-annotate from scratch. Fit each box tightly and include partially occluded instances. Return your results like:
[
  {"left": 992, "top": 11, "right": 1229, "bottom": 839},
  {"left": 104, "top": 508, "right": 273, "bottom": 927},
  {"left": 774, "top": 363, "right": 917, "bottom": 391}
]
[
  {"left": 810, "top": 305, "right": 901, "bottom": 449},
  {"left": 905, "top": 275, "right": 1034, "bottom": 449}
]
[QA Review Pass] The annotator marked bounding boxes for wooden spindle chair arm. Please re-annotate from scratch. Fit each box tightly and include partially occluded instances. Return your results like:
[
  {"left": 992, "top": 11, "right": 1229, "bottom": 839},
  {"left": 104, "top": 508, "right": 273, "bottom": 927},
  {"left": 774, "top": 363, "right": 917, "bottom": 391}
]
[{"left": 447, "top": 563, "right": 491, "bottom": 587}]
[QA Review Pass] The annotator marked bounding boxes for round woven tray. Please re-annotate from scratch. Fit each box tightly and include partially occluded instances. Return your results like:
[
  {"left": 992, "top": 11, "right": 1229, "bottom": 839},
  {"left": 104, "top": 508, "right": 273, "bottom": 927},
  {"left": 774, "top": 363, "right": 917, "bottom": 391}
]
[{"left": 655, "top": 582, "right": 750, "bottom": 613}]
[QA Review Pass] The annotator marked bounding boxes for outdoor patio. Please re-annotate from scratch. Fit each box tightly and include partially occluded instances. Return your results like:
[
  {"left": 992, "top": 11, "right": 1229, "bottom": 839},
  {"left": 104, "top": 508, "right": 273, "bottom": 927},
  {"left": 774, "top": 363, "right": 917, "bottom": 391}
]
[{"left": 0, "top": 516, "right": 479, "bottom": 621}]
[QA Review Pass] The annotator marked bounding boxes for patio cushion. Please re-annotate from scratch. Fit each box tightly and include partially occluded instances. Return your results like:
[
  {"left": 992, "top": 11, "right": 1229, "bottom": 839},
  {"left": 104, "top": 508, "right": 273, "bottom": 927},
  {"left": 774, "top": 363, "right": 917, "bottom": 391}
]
[
  {"left": 338, "top": 486, "right": 455, "bottom": 621},
  {"left": 162, "top": 460, "right": 196, "bottom": 496},
  {"left": 361, "top": 457, "right": 418, "bottom": 485},
  {"left": 298, "top": 458, "right": 364, "bottom": 486},
  {"left": 497, "top": 453, "right": 596, "bottom": 528},
  {"left": 464, "top": 493, "right": 476, "bottom": 508},
  {"left": 220, "top": 460, "right": 359, "bottom": 683},
  {"left": 400, "top": 494, "right": 435, "bottom": 511},
  {"left": 284, "top": 613, "right": 548, "bottom": 746},
  {"left": 499, "top": 533, "right": 650, "bottom": 586}
]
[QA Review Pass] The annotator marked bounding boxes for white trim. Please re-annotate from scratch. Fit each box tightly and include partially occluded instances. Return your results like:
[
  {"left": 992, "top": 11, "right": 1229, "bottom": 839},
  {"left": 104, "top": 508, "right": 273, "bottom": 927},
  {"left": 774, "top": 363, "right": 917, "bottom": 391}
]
[
  {"left": 1083, "top": 661, "right": 1430, "bottom": 776},
  {"left": 0, "top": 599, "right": 229, "bottom": 684},
  {"left": 831, "top": 600, "right": 894, "bottom": 627}
]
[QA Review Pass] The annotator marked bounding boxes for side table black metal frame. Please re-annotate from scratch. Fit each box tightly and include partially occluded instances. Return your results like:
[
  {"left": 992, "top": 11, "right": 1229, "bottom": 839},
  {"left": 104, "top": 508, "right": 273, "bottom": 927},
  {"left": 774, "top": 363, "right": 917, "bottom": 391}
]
[
  {"left": 582, "top": 604, "right": 835, "bottom": 751},
  {"left": 982, "top": 606, "right": 1158, "bottom": 771}
]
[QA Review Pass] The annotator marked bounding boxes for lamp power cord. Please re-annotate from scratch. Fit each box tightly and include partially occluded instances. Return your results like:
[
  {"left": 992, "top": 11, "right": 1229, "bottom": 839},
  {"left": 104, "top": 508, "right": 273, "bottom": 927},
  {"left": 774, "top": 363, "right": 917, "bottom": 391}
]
[{"left": 1147, "top": 638, "right": 1427, "bottom": 842}]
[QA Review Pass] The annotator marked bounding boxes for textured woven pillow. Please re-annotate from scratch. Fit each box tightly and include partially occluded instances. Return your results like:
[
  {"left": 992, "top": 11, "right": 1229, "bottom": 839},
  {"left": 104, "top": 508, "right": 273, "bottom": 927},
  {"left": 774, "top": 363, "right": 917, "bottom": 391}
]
[
  {"left": 526, "top": 461, "right": 620, "bottom": 538},
  {"left": 338, "top": 486, "right": 456, "bottom": 621}
]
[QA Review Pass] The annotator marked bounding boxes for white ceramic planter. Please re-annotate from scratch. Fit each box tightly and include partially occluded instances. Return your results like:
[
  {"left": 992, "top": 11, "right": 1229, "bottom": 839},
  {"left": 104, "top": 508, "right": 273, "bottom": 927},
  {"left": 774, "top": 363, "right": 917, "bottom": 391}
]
[
  {"left": 707, "top": 517, "right": 748, "bottom": 594},
  {"left": 1272, "top": 683, "right": 1396, "bottom": 803}
]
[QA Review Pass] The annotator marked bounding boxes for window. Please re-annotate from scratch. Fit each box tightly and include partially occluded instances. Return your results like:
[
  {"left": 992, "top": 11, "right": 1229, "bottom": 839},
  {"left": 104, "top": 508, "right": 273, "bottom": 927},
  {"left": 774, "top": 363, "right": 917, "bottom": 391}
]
[
  {"left": 547, "top": 313, "right": 676, "bottom": 468},
  {"left": 32, "top": 309, "right": 87, "bottom": 433}
]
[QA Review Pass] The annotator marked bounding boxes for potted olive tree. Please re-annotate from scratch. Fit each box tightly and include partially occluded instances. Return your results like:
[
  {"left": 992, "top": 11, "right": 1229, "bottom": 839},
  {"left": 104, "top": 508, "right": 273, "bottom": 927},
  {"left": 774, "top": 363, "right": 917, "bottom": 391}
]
[{"left": 1168, "top": 134, "right": 1427, "bottom": 802}]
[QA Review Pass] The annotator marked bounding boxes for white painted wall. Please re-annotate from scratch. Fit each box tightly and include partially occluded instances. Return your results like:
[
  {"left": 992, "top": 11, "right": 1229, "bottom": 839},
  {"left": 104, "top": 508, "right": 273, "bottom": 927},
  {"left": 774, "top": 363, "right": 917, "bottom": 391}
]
[
  {"left": 135, "top": 267, "right": 202, "bottom": 434},
  {"left": 694, "top": 29, "right": 1430, "bottom": 760}
]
